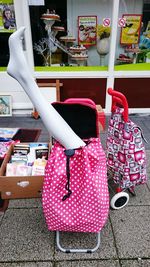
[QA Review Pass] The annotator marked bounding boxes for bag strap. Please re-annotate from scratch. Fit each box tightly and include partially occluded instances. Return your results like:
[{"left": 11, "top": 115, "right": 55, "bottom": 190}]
[{"left": 62, "top": 149, "right": 75, "bottom": 201}]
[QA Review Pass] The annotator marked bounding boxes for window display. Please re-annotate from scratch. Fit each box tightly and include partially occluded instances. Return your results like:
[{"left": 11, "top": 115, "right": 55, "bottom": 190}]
[
  {"left": 115, "top": 0, "right": 150, "bottom": 70},
  {"left": 0, "top": 0, "right": 149, "bottom": 72},
  {"left": 33, "top": 9, "right": 88, "bottom": 67},
  {"left": 29, "top": 0, "right": 113, "bottom": 69}
]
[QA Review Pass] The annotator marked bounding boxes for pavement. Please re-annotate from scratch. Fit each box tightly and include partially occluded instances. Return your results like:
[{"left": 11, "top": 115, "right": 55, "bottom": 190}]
[{"left": 0, "top": 115, "right": 150, "bottom": 267}]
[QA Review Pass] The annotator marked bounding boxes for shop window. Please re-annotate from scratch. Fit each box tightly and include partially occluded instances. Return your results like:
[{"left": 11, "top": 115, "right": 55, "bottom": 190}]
[
  {"left": 0, "top": 0, "right": 16, "bottom": 67},
  {"left": 29, "top": 0, "right": 113, "bottom": 70},
  {"left": 115, "top": 0, "right": 150, "bottom": 70}
]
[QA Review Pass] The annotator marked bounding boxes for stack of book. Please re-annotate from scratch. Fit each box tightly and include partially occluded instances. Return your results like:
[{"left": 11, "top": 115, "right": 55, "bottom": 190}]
[{"left": 6, "top": 143, "right": 49, "bottom": 176}]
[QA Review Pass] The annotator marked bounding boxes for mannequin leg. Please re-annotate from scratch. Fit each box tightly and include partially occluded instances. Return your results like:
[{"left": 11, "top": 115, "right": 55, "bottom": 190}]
[{"left": 7, "top": 27, "right": 85, "bottom": 149}]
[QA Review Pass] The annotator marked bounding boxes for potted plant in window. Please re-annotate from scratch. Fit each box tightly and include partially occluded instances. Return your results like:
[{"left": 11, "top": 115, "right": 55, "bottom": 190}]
[{"left": 97, "top": 25, "right": 111, "bottom": 66}]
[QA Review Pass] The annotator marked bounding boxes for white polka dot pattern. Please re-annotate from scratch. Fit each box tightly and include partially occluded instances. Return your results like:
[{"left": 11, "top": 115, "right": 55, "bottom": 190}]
[{"left": 42, "top": 138, "right": 109, "bottom": 232}]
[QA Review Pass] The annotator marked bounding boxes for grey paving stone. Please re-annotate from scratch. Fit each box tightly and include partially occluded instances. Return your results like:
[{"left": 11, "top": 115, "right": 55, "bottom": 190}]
[
  {"left": 56, "top": 260, "right": 120, "bottom": 267},
  {"left": 147, "top": 180, "right": 150, "bottom": 190},
  {"left": 127, "top": 184, "right": 150, "bottom": 206},
  {"left": 8, "top": 198, "right": 42, "bottom": 208},
  {"left": 0, "top": 212, "right": 4, "bottom": 222},
  {"left": 54, "top": 220, "right": 117, "bottom": 260},
  {"left": 110, "top": 206, "right": 150, "bottom": 259},
  {"left": 146, "top": 150, "right": 150, "bottom": 173},
  {"left": 143, "top": 134, "right": 150, "bottom": 150},
  {"left": 0, "top": 208, "right": 55, "bottom": 262},
  {"left": 121, "top": 259, "right": 150, "bottom": 267},
  {"left": 0, "top": 263, "right": 53, "bottom": 267}
]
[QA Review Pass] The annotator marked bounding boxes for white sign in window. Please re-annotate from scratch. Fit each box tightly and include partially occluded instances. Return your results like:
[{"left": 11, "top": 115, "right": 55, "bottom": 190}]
[{"left": 28, "top": 0, "right": 44, "bottom": 6}]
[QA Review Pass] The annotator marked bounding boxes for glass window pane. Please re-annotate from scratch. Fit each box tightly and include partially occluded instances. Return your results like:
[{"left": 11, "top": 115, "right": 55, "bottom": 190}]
[
  {"left": 115, "top": 0, "right": 150, "bottom": 71},
  {"left": 29, "top": 0, "right": 113, "bottom": 70},
  {"left": 0, "top": 0, "right": 16, "bottom": 67}
]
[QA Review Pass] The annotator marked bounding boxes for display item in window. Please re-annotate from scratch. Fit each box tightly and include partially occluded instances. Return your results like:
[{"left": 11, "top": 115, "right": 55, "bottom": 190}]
[
  {"left": 59, "top": 35, "right": 76, "bottom": 42},
  {"left": 120, "top": 14, "right": 142, "bottom": 45},
  {"left": 52, "top": 26, "right": 65, "bottom": 32},
  {"left": 3, "top": 7, "right": 16, "bottom": 30},
  {"left": 69, "top": 45, "right": 88, "bottom": 66},
  {"left": 69, "top": 45, "right": 86, "bottom": 52},
  {"left": 78, "top": 16, "right": 97, "bottom": 46},
  {"left": 41, "top": 9, "right": 60, "bottom": 21},
  {"left": 96, "top": 24, "right": 111, "bottom": 66},
  {"left": 36, "top": 9, "right": 89, "bottom": 67}
]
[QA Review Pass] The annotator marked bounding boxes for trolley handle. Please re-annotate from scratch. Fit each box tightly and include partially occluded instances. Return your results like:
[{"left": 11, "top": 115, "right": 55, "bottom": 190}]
[
  {"left": 108, "top": 88, "right": 128, "bottom": 122},
  {"left": 112, "top": 96, "right": 124, "bottom": 111}
]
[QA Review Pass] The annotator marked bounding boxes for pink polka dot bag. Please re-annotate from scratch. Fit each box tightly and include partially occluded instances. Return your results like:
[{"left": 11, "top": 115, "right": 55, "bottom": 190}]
[{"left": 42, "top": 99, "right": 109, "bottom": 236}]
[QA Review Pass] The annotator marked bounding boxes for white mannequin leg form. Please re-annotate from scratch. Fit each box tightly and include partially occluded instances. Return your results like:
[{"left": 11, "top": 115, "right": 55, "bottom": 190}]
[{"left": 7, "top": 27, "right": 85, "bottom": 149}]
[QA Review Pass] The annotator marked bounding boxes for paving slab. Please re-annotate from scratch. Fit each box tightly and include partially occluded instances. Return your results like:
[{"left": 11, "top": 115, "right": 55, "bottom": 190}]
[
  {"left": 127, "top": 184, "right": 150, "bottom": 206},
  {"left": 55, "top": 260, "right": 120, "bottom": 267},
  {"left": 137, "top": 120, "right": 150, "bottom": 134},
  {"left": 0, "top": 208, "right": 55, "bottom": 262},
  {"left": 147, "top": 180, "right": 150, "bottom": 190},
  {"left": 146, "top": 150, "right": 150, "bottom": 173},
  {"left": 143, "top": 133, "right": 150, "bottom": 150},
  {"left": 54, "top": 219, "right": 117, "bottom": 261},
  {"left": 0, "top": 212, "right": 4, "bottom": 223},
  {"left": 0, "top": 263, "right": 53, "bottom": 267},
  {"left": 121, "top": 259, "right": 150, "bottom": 267},
  {"left": 8, "top": 198, "right": 42, "bottom": 208},
  {"left": 110, "top": 206, "right": 150, "bottom": 259}
]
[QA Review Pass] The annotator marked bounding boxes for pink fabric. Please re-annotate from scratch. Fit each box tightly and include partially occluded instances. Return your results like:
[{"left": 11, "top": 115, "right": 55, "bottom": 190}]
[
  {"left": 42, "top": 138, "right": 109, "bottom": 232},
  {"left": 106, "top": 107, "right": 147, "bottom": 189},
  {"left": 64, "top": 98, "right": 96, "bottom": 107}
]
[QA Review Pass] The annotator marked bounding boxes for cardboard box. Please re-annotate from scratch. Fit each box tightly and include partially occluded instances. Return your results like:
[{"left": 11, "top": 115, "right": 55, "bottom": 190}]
[{"left": 0, "top": 143, "right": 51, "bottom": 200}]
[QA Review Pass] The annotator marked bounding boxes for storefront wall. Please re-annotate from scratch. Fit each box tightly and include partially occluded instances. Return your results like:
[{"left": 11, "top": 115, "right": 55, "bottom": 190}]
[{"left": 0, "top": 0, "right": 150, "bottom": 115}]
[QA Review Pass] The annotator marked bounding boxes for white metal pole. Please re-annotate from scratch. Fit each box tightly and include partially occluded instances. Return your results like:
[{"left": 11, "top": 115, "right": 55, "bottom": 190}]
[
  {"left": 105, "top": 0, "right": 120, "bottom": 113},
  {"left": 14, "top": 0, "right": 34, "bottom": 74},
  {"left": 108, "top": 0, "right": 120, "bottom": 73}
]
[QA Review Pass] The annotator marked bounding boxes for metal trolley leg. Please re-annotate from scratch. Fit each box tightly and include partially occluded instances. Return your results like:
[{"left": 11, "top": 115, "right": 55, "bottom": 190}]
[{"left": 56, "top": 231, "right": 101, "bottom": 253}]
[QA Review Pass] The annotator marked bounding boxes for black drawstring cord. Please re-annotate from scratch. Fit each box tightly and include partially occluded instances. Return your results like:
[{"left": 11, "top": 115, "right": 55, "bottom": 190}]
[{"left": 62, "top": 149, "right": 75, "bottom": 201}]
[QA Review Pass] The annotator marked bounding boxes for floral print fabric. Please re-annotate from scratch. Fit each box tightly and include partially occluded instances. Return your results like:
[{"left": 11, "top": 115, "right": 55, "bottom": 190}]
[{"left": 106, "top": 107, "right": 147, "bottom": 189}]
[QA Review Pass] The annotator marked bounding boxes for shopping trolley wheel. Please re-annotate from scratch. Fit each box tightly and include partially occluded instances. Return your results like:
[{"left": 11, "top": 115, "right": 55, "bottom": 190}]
[{"left": 110, "top": 192, "right": 129, "bottom": 210}]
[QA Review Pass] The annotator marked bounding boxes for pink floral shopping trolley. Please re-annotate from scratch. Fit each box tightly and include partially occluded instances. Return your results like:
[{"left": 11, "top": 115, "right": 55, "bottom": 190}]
[
  {"left": 106, "top": 88, "right": 147, "bottom": 210},
  {"left": 42, "top": 98, "right": 109, "bottom": 253}
]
